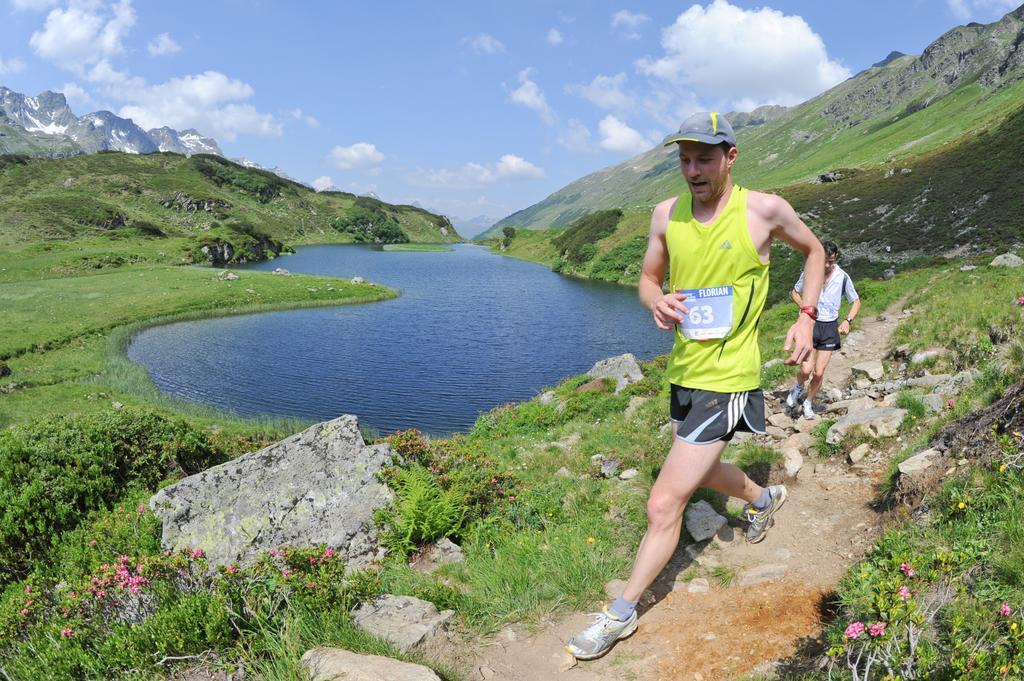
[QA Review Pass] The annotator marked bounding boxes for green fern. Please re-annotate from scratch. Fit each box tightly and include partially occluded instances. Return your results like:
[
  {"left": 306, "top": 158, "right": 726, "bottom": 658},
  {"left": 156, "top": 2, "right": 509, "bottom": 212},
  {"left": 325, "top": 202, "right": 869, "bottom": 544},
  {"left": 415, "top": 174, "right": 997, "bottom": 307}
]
[{"left": 382, "top": 465, "right": 468, "bottom": 557}]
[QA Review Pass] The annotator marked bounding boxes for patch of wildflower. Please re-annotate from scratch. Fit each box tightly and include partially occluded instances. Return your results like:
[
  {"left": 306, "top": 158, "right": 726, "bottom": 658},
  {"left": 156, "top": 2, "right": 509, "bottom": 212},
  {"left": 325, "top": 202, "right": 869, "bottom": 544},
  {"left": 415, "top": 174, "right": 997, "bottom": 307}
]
[{"left": 845, "top": 621, "right": 866, "bottom": 639}]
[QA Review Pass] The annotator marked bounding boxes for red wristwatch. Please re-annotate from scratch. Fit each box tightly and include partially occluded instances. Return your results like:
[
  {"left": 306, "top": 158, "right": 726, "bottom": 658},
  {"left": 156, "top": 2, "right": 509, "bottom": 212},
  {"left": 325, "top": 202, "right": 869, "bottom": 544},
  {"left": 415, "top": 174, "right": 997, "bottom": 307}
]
[{"left": 800, "top": 305, "right": 818, "bottom": 320}]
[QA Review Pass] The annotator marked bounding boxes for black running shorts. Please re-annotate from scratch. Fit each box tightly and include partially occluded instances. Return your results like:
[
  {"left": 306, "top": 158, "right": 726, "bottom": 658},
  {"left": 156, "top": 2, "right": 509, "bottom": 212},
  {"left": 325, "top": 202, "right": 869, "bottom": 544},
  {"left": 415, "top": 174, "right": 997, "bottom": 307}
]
[
  {"left": 669, "top": 385, "right": 766, "bottom": 444},
  {"left": 813, "top": 320, "right": 841, "bottom": 351}
]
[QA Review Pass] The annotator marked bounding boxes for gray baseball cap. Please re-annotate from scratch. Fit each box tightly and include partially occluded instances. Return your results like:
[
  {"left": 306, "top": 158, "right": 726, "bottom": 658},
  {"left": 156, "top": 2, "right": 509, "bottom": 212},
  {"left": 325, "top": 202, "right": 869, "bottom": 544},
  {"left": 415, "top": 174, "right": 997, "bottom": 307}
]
[{"left": 662, "top": 111, "right": 737, "bottom": 148}]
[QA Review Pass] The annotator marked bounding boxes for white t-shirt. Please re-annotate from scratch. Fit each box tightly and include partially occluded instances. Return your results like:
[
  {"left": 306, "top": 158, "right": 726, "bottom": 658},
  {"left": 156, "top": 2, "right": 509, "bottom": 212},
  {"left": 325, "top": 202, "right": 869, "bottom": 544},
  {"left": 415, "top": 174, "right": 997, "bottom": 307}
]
[{"left": 794, "top": 265, "right": 859, "bottom": 323}]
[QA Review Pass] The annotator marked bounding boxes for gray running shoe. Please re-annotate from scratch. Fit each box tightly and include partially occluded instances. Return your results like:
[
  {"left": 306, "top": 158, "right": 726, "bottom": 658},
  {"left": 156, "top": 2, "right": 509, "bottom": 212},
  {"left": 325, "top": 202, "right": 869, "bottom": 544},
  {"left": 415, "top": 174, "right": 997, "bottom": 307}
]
[
  {"left": 785, "top": 384, "right": 802, "bottom": 409},
  {"left": 802, "top": 398, "right": 816, "bottom": 420},
  {"left": 744, "top": 484, "right": 788, "bottom": 544},
  {"left": 565, "top": 607, "right": 638, "bottom": 660}
]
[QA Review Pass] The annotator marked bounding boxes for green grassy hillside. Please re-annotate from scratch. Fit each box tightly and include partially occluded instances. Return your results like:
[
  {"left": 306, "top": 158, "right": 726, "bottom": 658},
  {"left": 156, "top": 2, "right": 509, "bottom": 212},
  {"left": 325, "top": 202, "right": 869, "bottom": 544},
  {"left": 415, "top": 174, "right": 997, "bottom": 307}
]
[
  {"left": 0, "top": 152, "right": 460, "bottom": 275},
  {"left": 486, "top": 8, "right": 1024, "bottom": 237}
]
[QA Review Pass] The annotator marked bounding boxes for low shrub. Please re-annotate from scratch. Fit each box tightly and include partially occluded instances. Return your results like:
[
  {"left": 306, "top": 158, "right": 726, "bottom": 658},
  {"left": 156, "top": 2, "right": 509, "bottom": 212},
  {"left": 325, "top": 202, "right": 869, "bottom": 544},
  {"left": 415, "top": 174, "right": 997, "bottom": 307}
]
[{"left": 0, "top": 409, "right": 224, "bottom": 581}]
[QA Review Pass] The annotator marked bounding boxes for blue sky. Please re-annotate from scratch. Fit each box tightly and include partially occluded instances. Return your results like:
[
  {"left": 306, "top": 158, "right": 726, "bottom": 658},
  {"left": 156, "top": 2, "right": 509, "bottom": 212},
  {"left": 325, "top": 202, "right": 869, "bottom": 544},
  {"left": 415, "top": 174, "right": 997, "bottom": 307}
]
[{"left": 1, "top": 0, "right": 1020, "bottom": 233}]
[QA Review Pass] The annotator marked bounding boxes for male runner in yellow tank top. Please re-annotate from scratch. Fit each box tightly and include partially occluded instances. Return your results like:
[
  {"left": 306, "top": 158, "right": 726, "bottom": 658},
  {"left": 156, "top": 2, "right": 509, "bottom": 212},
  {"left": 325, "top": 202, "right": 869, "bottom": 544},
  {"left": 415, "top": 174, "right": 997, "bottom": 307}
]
[{"left": 568, "top": 112, "right": 825, "bottom": 660}]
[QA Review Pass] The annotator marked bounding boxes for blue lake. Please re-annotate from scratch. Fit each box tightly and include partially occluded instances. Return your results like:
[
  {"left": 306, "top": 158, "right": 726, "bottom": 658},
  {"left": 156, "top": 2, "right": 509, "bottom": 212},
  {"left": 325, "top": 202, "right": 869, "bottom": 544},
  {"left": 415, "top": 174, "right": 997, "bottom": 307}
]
[{"left": 127, "top": 244, "right": 670, "bottom": 435}]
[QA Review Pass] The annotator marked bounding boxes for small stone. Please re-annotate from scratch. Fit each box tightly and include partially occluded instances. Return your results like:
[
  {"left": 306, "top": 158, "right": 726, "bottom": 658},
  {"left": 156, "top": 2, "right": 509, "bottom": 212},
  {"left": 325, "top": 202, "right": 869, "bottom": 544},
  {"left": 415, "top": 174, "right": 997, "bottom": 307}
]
[
  {"left": 619, "top": 468, "right": 639, "bottom": 481},
  {"left": 852, "top": 360, "right": 884, "bottom": 381},
  {"left": 990, "top": 253, "right": 1024, "bottom": 268},
  {"left": 766, "top": 425, "right": 788, "bottom": 440},
  {"left": 558, "top": 651, "right": 578, "bottom": 672},
  {"left": 854, "top": 378, "right": 872, "bottom": 390},
  {"left": 768, "top": 413, "right": 794, "bottom": 429},
  {"left": 555, "top": 467, "right": 572, "bottom": 478},
  {"left": 112, "top": 401, "right": 124, "bottom": 410},
  {"left": 479, "top": 666, "right": 497, "bottom": 680},
  {"left": 738, "top": 563, "right": 788, "bottom": 585},
  {"left": 959, "top": 265, "right": 976, "bottom": 272},
  {"left": 685, "top": 500, "right": 728, "bottom": 541},
  {"left": 782, "top": 448, "right": 803, "bottom": 478},
  {"left": 957, "top": 458, "right": 969, "bottom": 466},
  {"left": 587, "top": 353, "right": 644, "bottom": 393},
  {"left": 848, "top": 443, "right": 871, "bottom": 464},
  {"left": 910, "top": 347, "right": 947, "bottom": 365},
  {"left": 539, "top": 391, "right": 556, "bottom": 405},
  {"left": 660, "top": 422, "right": 673, "bottom": 436},
  {"left": 600, "top": 459, "right": 621, "bottom": 478},
  {"left": 351, "top": 276, "right": 365, "bottom": 284},
  {"left": 898, "top": 448, "right": 939, "bottom": 475},
  {"left": 687, "top": 578, "right": 710, "bottom": 593}
]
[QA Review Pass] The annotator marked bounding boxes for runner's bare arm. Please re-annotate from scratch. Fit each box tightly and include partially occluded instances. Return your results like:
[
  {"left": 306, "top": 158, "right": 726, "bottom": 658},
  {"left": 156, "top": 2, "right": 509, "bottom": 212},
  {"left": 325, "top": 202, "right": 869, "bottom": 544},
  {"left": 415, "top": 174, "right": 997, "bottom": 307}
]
[
  {"left": 639, "top": 198, "right": 687, "bottom": 330},
  {"left": 790, "top": 289, "right": 803, "bottom": 307},
  {"left": 756, "top": 194, "right": 825, "bottom": 364}
]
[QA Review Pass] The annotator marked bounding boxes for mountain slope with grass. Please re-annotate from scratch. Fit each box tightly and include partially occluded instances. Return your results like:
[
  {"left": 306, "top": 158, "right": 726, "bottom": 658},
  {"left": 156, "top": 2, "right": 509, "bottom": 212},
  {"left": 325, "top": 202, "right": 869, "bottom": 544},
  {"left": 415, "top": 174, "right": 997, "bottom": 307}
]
[
  {"left": 484, "top": 5, "right": 1024, "bottom": 238},
  {"left": 0, "top": 151, "right": 460, "bottom": 274}
]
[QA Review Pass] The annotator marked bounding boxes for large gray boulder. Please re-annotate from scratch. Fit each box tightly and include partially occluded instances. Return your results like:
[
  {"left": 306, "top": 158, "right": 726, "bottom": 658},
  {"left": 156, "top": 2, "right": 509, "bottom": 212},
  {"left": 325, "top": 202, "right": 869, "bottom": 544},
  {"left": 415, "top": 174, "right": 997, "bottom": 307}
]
[
  {"left": 851, "top": 360, "right": 884, "bottom": 381},
  {"left": 301, "top": 647, "right": 441, "bottom": 681},
  {"left": 587, "top": 353, "right": 644, "bottom": 393},
  {"left": 990, "top": 253, "right": 1023, "bottom": 268},
  {"left": 352, "top": 595, "right": 455, "bottom": 652},
  {"left": 826, "top": 407, "right": 907, "bottom": 445},
  {"left": 149, "top": 415, "right": 393, "bottom": 568}
]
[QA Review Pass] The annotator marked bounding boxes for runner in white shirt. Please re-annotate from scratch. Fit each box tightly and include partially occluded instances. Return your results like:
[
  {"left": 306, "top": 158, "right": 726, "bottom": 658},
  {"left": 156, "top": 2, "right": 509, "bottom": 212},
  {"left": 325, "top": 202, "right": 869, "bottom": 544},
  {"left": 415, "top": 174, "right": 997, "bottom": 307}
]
[{"left": 786, "top": 241, "right": 861, "bottom": 418}]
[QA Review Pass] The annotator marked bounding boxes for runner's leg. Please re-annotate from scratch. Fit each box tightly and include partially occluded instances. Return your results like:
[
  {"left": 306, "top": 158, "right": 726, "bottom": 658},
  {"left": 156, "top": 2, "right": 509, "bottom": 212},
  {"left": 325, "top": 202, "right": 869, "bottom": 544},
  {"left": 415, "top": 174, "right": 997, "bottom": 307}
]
[
  {"left": 805, "top": 350, "right": 834, "bottom": 403},
  {"left": 621, "top": 436, "right": 727, "bottom": 601}
]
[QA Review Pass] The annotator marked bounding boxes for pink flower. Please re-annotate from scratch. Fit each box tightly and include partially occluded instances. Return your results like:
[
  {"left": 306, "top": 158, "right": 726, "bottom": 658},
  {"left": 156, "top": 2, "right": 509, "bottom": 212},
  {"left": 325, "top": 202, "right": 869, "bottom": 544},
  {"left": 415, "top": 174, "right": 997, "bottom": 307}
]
[
  {"left": 19, "top": 609, "right": 28, "bottom": 617},
  {"left": 1017, "top": 295, "right": 1024, "bottom": 306},
  {"left": 190, "top": 549, "right": 204, "bottom": 559},
  {"left": 282, "top": 569, "right": 291, "bottom": 577},
  {"left": 23, "top": 584, "right": 30, "bottom": 594},
  {"left": 227, "top": 564, "right": 238, "bottom": 574},
  {"left": 89, "top": 539, "right": 97, "bottom": 546},
  {"left": 898, "top": 586, "right": 911, "bottom": 601},
  {"left": 269, "top": 549, "right": 278, "bottom": 557},
  {"left": 136, "top": 503, "right": 146, "bottom": 514},
  {"left": 69, "top": 591, "right": 77, "bottom": 599},
  {"left": 900, "top": 562, "right": 916, "bottom": 577},
  {"left": 324, "top": 548, "right": 334, "bottom": 558},
  {"left": 845, "top": 621, "right": 866, "bottom": 639},
  {"left": 869, "top": 622, "right": 887, "bottom": 637},
  {"left": 97, "top": 590, "right": 106, "bottom": 598},
  {"left": 60, "top": 628, "right": 75, "bottom": 638},
  {"left": 1001, "top": 603, "right": 1012, "bottom": 617}
]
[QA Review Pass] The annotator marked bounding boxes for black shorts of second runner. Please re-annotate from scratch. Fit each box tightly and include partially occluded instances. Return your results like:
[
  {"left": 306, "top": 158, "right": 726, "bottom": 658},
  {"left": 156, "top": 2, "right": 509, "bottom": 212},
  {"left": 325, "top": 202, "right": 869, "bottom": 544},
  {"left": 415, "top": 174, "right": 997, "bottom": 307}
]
[
  {"left": 813, "top": 320, "right": 841, "bottom": 352},
  {"left": 669, "top": 385, "right": 767, "bottom": 444}
]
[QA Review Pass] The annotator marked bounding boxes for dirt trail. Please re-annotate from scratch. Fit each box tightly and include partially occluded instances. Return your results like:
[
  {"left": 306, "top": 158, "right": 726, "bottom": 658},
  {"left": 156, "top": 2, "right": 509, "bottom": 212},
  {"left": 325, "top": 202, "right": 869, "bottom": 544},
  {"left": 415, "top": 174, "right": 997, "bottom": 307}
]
[{"left": 443, "top": 303, "right": 910, "bottom": 681}]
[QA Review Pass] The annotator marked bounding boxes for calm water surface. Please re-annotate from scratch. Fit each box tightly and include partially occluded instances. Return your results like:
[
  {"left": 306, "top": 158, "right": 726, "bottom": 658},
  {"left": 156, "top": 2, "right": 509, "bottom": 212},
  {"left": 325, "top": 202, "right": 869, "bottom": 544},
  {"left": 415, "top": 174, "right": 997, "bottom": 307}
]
[{"left": 128, "top": 244, "right": 669, "bottom": 434}]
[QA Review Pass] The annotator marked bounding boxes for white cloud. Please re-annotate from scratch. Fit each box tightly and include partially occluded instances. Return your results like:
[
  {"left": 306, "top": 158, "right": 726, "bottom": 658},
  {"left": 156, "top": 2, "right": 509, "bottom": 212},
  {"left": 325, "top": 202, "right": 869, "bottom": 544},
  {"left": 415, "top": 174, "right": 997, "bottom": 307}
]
[
  {"left": 466, "top": 33, "right": 505, "bottom": 54},
  {"left": 60, "top": 81, "right": 99, "bottom": 109},
  {"left": 289, "top": 108, "right": 320, "bottom": 128},
  {"left": 0, "top": 56, "right": 27, "bottom": 74},
  {"left": 611, "top": 9, "right": 649, "bottom": 39},
  {"left": 547, "top": 28, "right": 563, "bottom": 45},
  {"left": 495, "top": 154, "right": 544, "bottom": 179},
  {"left": 557, "top": 118, "right": 592, "bottom": 151},
  {"left": 113, "top": 71, "right": 280, "bottom": 140},
  {"left": 10, "top": 0, "right": 57, "bottom": 11},
  {"left": 598, "top": 115, "right": 656, "bottom": 155},
  {"left": 329, "top": 142, "right": 384, "bottom": 171},
  {"left": 311, "top": 176, "right": 335, "bottom": 191},
  {"left": 636, "top": 0, "right": 851, "bottom": 109},
  {"left": 567, "top": 72, "right": 633, "bottom": 112},
  {"left": 509, "top": 67, "right": 556, "bottom": 125},
  {"left": 947, "top": 0, "right": 1019, "bottom": 20},
  {"left": 29, "top": 0, "right": 135, "bottom": 68},
  {"left": 147, "top": 32, "right": 180, "bottom": 56},
  {"left": 415, "top": 154, "right": 544, "bottom": 188}
]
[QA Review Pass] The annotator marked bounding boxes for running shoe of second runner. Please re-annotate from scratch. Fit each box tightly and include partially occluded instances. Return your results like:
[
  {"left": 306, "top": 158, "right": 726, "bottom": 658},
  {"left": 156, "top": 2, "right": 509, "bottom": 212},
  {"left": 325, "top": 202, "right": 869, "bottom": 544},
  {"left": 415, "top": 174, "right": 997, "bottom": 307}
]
[
  {"left": 744, "top": 484, "right": 788, "bottom": 544},
  {"left": 802, "top": 398, "right": 816, "bottom": 420},
  {"left": 785, "top": 384, "right": 802, "bottom": 409},
  {"left": 565, "top": 606, "right": 638, "bottom": 660}
]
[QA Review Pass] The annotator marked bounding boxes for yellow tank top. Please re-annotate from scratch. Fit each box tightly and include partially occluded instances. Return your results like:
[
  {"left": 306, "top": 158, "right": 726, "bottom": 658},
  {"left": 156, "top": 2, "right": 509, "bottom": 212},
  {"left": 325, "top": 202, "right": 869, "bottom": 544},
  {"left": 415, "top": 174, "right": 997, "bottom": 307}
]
[{"left": 665, "top": 185, "right": 769, "bottom": 392}]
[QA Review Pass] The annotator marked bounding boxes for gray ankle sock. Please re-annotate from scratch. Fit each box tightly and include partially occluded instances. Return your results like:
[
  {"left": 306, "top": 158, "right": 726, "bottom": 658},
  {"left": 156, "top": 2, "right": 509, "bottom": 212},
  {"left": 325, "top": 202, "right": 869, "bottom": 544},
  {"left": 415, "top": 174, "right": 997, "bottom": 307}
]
[
  {"left": 752, "top": 487, "right": 772, "bottom": 510},
  {"left": 609, "top": 596, "right": 637, "bottom": 620}
]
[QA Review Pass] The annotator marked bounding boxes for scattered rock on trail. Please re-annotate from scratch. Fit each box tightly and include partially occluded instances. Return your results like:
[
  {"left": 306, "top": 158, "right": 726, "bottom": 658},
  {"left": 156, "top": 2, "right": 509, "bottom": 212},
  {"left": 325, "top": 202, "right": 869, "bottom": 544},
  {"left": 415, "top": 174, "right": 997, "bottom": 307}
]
[
  {"left": 301, "top": 647, "right": 442, "bottom": 681},
  {"left": 685, "top": 500, "right": 728, "bottom": 541},
  {"left": 352, "top": 595, "right": 455, "bottom": 652},
  {"left": 906, "top": 373, "right": 952, "bottom": 389},
  {"left": 826, "top": 407, "right": 906, "bottom": 445},
  {"left": 851, "top": 360, "right": 884, "bottom": 381},
  {"left": 782, "top": 449, "right": 803, "bottom": 478},
  {"left": 826, "top": 396, "right": 876, "bottom": 416},
  {"left": 738, "top": 563, "right": 788, "bottom": 586},
  {"left": 424, "top": 538, "right": 464, "bottom": 566},
  {"left": 149, "top": 415, "right": 392, "bottom": 569},
  {"left": 587, "top": 353, "right": 644, "bottom": 393},
  {"left": 990, "top": 253, "right": 1023, "bottom": 268},
  {"left": 910, "top": 347, "right": 947, "bottom": 364},
  {"left": 898, "top": 448, "right": 939, "bottom": 476},
  {"left": 847, "top": 443, "right": 871, "bottom": 464}
]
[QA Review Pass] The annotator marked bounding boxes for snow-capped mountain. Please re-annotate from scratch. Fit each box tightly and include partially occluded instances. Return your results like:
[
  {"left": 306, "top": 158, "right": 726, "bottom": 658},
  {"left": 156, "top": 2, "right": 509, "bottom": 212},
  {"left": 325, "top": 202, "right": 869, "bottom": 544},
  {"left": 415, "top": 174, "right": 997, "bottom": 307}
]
[
  {"left": 231, "top": 157, "right": 310, "bottom": 188},
  {"left": 0, "top": 86, "right": 221, "bottom": 157},
  {"left": 0, "top": 87, "right": 78, "bottom": 136},
  {"left": 147, "top": 127, "right": 223, "bottom": 156}
]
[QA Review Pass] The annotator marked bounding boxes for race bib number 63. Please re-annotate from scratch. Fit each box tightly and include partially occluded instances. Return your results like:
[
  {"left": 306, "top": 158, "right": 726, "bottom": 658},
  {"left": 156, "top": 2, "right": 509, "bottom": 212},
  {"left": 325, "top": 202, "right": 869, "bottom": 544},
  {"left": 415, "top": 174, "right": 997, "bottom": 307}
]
[{"left": 677, "top": 286, "right": 734, "bottom": 340}]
